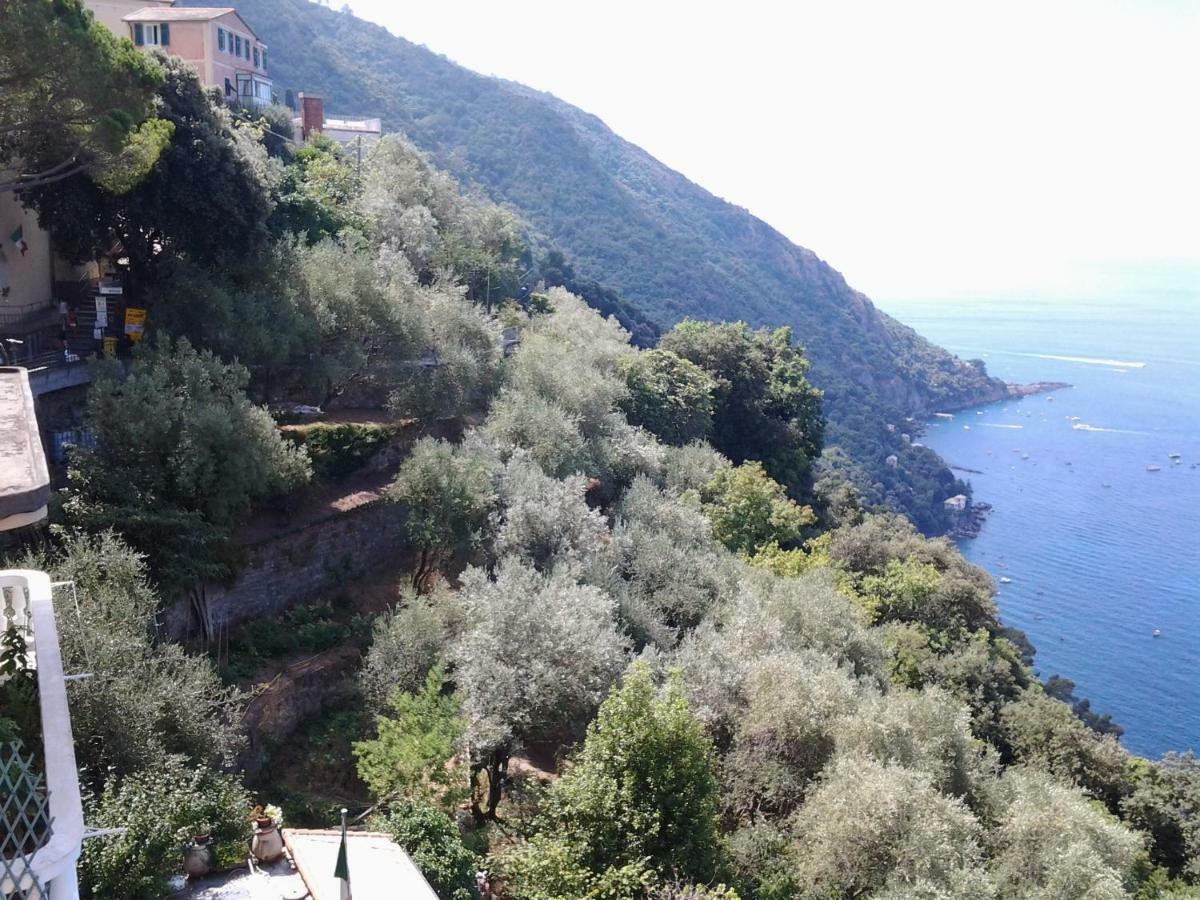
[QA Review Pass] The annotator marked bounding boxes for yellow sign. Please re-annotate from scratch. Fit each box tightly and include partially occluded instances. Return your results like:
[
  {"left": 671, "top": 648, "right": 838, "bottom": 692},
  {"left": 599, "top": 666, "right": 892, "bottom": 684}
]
[{"left": 124, "top": 307, "right": 146, "bottom": 342}]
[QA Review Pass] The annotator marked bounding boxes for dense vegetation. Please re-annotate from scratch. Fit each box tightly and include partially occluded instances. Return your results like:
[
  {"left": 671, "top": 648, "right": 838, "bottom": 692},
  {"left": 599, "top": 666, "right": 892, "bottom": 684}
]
[
  {"left": 179, "top": 0, "right": 1012, "bottom": 532},
  {"left": 4, "top": 6, "right": 1199, "bottom": 898}
]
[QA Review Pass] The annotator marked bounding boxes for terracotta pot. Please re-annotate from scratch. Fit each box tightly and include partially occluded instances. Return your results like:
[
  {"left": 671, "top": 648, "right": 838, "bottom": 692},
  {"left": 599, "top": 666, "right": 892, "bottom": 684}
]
[
  {"left": 183, "top": 840, "right": 213, "bottom": 879},
  {"left": 251, "top": 821, "right": 284, "bottom": 864}
]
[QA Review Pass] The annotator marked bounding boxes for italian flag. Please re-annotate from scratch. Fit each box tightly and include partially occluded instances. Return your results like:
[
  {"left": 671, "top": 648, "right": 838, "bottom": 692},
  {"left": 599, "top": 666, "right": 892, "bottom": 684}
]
[
  {"left": 9, "top": 225, "right": 28, "bottom": 256},
  {"left": 334, "top": 808, "right": 351, "bottom": 900}
]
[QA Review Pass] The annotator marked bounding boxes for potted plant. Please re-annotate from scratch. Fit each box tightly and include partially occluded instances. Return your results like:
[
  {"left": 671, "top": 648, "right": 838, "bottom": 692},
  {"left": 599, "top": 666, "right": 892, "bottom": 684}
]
[
  {"left": 249, "top": 804, "right": 284, "bottom": 864},
  {"left": 181, "top": 828, "right": 213, "bottom": 880}
]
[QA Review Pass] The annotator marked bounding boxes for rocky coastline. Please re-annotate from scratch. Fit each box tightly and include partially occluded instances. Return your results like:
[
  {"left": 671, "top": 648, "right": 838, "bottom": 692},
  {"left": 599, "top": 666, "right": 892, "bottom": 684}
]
[{"left": 1005, "top": 380, "right": 1072, "bottom": 399}]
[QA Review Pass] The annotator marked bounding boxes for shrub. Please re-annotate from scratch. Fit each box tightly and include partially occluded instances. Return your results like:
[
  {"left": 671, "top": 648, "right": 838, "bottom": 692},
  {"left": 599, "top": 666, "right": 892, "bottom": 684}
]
[
  {"left": 539, "top": 664, "right": 722, "bottom": 883},
  {"left": 292, "top": 423, "right": 395, "bottom": 480},
  {"left": 374, "top": 800, "right": 476, "bottom": 900},
  {"left": 80, "top": 758, "right": 249, "bottom": 900}
]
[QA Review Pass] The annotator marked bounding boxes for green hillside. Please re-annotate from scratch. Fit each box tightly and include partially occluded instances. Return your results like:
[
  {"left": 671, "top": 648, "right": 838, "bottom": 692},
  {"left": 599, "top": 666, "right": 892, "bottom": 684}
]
[{"left": 204, "top": 0, "right": 1011, "bottom": 530}]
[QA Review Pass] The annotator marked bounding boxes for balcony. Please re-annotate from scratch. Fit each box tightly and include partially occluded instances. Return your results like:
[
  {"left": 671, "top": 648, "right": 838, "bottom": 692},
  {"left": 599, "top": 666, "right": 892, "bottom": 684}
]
[{"left": 0, "top": 571, "right": 85, "bottom": 900}]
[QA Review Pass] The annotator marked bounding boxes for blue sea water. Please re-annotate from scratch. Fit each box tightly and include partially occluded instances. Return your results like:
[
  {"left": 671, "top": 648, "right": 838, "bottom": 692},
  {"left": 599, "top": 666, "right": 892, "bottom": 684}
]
[{"left": 880, "top": 289, "right": 1199, "bottom": 758}]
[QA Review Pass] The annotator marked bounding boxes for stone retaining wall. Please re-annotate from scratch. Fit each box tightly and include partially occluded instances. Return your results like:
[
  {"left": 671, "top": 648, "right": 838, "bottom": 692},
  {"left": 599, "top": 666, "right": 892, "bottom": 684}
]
[{"left": 161, "top": 497, "right": 407, "bottom": 640}]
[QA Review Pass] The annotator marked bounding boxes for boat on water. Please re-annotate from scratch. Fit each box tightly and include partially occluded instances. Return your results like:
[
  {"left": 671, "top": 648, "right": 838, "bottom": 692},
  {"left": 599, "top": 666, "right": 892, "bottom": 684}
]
[
  {"left": 1153, "top": 629, "right": 1162, "bottom": 638},
  {"left": 999, "top": 576, "right": 1013, "bottom": 584},
  {"left": 1147, "top": 465, "right": 1162, "bottom": 472},
  {"left": 1168, "top": 452, "right": 1182, "bottom": 459}
]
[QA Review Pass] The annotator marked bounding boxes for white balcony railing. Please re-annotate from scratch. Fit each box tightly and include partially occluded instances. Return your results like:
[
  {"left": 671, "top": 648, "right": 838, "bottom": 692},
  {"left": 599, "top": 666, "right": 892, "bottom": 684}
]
[{"left": 0, "top": 571, "right": 83, "bottom": 900}]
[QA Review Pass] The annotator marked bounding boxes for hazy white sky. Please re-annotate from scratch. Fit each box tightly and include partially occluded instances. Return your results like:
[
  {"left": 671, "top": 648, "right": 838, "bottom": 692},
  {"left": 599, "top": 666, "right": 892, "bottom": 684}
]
[{"left": 341, "top": 0, "right": 1198, "bottom": 301}]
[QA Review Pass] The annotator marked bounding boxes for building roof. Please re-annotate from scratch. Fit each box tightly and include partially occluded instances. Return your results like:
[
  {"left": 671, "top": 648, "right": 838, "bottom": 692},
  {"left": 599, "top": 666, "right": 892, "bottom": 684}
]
[
  {"left": 0, "top": 367, "right": 49, "bottom": 528},
  {"left": 282, "top": 830, "right": 438, "bottom": 900},
  {"left": 122, "top": 6, "right": 262, "bottom": 40},
  {"left": 323, "top": 117, "right": 383, "bottom": 134}
]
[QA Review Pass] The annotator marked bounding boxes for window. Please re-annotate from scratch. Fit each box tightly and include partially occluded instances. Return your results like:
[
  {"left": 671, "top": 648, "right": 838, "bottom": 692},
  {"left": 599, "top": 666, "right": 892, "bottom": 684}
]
[
  {"left": 135, "top": 23, "right": 167, "bottom": 46},
  {"left": 234, "top": 34, "right": 241, "bottom": 56},
  {"left": 261, "top": 51, "right": 266, "bottom": 70},
  {"left": 246, "top": 40, "right": 251, "bottom": 60},
  {"left": 218, "top": 27, "right": 225, "bottom": 51},
  {"left": 253, "top": 47, "right": 259, "bottom": 68}
]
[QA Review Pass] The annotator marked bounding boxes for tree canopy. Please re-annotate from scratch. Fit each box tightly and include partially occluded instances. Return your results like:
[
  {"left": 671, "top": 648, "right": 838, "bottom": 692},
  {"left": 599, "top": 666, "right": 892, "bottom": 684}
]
[{"left": 0, "top": 0, "right": 169, "bottom": 194}]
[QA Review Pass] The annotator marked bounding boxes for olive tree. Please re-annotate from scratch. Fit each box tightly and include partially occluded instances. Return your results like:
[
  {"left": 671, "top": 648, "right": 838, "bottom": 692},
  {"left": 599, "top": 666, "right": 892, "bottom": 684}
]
[
  {"left": 450, "top": 560, "right": 628, "bottom": 821},
  {"left": 492, "top": 456, "right": 609, "bottom": 573},
  {"left": 62, "top": 337, "right": 311, "bottom": 591},
  {"left": 987, "top": 768, "right": 1142, "bottom": 898},
  {"left": 789, "top": 754, "right": 993, "bottom": 897},
  {"left": 388, "top": 438, "right": 498, "bottom": 589}
]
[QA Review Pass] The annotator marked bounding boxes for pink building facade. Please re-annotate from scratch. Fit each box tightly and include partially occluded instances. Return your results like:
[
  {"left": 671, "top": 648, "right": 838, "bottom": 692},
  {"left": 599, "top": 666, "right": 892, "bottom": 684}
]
[{"left": 123, "top": 7, "right": 273, "bottom": 107}]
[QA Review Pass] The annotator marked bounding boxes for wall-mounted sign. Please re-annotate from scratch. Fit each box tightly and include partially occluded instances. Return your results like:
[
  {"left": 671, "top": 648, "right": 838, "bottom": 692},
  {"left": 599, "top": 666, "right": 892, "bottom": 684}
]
[{"left": 124, "top": 307, "right": 146, "bottom": 341}]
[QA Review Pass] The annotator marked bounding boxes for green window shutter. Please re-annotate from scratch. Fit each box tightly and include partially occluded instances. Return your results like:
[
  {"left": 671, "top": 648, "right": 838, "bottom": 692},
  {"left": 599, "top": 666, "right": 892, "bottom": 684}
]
[
  {"left": 134, "top": 23, "right": 144, "bottom": 45},
  {"left": 160, "top": 23, "right": 170, "bottom": 45}
]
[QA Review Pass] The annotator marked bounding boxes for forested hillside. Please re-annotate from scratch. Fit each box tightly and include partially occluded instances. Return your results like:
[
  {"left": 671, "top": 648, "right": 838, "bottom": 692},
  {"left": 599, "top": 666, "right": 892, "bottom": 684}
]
[{"left": 181, "top": 0, "right": 1010, "bottom": 531}]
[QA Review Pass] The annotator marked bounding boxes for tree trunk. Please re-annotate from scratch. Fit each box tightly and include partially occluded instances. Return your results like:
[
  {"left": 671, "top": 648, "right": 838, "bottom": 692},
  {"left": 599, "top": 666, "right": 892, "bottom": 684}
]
[{"left": 469, "top": 746, "right": 510, "bottom": 826}]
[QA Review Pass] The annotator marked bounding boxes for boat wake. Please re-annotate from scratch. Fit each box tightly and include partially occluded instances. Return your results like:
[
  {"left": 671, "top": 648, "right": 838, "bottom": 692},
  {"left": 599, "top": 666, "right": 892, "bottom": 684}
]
[
  {"left": 1015, "top": 352, "right": 1147, "bottom": 369},
  {"left": 1072, "top": 423, "right": 1145, "bottom": 435}
]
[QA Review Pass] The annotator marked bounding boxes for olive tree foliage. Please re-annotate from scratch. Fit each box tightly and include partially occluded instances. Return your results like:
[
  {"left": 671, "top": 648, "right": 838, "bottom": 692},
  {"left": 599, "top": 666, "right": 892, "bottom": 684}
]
[
  {"left": 788, "top": 755, "right": 994, "bottom": 898},
  {"left": 385, "top": 278, "right": 504, "bottom": 420},
  {"left": 672, "top": 568, "right": 885, "bottom": 744},
  {"left": 593, "top": 476, "right": 740, "bottom": 648},
  {"left": 62, "top": 337, "right": 311, "bottom": 590},
  {"left": 656, "top": 441, "right": 731, "bottom": 495},
  {"left": 359, "top": 135, "right": 523, "bottom": 306},
  {"left": 450, "top": 559, "right": 628, "bottom": 821},
  {"left": 452, "top": 560, "right": 628, "bottom": 754},
  {"left": 830, "top": 686, "right": 991, "bottom": 804},
  {"left": 986, "top": 768, "right": 1142, "bottom": 899},
  {"left": 27, "top": 531, "right": 243, "bottom": 781},
  {"left": 721, "top": 650, "right": 863, "bottom": 821},
  {"left": 388, "top": 437, "right": 500, "bottom": 588},
  {"left": 479, "top": 289, "right": 663, "bottom": 486},
  {"left": 492, "top": 455, "right": 609, "bottom": 573},
  {"left": 360, "top": 587, "right": 460, "bottom": 714}
]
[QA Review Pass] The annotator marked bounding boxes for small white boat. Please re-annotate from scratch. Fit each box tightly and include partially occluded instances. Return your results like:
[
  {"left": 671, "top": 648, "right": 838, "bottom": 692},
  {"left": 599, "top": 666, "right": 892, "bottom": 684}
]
[
  {"left": 963, "top": 425, "right": 970, "bottom": 430},
  {"left": 1153, "top": 629, "right": 1162, "bottom": 638},
  {"left": 999, "top": 576, "right": 1012, "bottom": 584},
  {"left": 1146, "top": 465, "right": 1162, "bottom": 472},
  {"left": 1168, "top": 452, "right": 1182, "bottom": 459}
]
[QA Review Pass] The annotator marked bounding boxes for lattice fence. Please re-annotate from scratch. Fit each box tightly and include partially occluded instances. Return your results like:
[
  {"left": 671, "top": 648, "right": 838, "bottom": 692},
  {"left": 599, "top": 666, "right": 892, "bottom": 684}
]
[{"left": 0, "top": 740, "right": 52, "bottom": 900}]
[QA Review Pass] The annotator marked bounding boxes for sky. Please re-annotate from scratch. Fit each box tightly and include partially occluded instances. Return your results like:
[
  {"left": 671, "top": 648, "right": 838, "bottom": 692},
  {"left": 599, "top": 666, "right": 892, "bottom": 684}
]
[{"left": 338, "top": 0, "right": 1199, "bottom": 302}]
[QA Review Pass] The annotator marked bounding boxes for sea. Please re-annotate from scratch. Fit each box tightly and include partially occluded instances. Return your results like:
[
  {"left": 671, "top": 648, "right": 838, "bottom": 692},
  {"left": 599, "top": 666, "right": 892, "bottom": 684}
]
[{"left": 880, "top": 285, "right": 1199, "bottom": 759}]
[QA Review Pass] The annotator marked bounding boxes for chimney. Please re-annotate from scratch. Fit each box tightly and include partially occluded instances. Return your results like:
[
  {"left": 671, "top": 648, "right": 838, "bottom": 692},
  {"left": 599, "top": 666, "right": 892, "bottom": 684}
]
[{"left": 298, "top": 92, "right": 324, "bottom": 139}]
